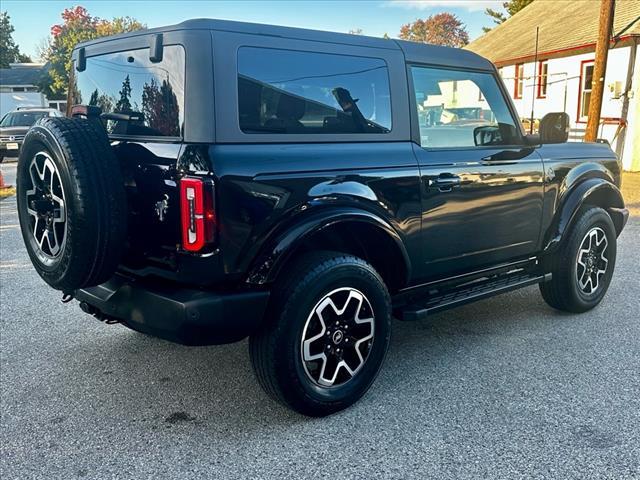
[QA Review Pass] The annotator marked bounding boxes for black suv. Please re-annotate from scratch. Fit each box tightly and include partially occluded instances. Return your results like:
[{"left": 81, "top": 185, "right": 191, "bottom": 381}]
[
  {"left": 16, "top": 20, "right": 629, "bottom": 416},
  {"left": 0, "top": 107, "right": 62, "bottom": 162}
]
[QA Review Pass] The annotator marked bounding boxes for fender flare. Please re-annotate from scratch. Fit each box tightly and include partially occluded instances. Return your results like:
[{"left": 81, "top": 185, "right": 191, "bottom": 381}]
[
  {"left": 245, "top": 208, "right": 411, "bottom": 286},
  {"left": 543, "top": 178, "right": 625, "bottom": 252}
]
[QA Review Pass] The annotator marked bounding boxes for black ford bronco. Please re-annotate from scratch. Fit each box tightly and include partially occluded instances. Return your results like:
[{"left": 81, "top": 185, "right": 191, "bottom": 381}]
[{"left": 17, "top": 20, "right": 629, "bottom": 416}]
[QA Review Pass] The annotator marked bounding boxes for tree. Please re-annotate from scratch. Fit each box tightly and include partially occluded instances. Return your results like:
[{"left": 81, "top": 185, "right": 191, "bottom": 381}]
[
  {"left": 399, "top": 13, "right": 469, "bottom": 48},
  {"left": 116, "top": 75, "right": 133, "bottom": 112},
  {"left": 483, "top": 0, "right": 534, "bottom": 32},
  {"left": 88, "top": 88, "right": 114, "bottom": 112},
  {"left": 0, "top": 11, "right": 31, "bottom": 67},
  {"left": 142, "top": 77, "right": 180, "bottom": 136},
  {"left": 39, "top": 6, "right": 145, "bottom": 99}
]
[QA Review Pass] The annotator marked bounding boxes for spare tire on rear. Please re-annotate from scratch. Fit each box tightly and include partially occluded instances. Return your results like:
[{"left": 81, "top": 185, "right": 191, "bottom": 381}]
[{"left": 16, "top": 117, "right": 127, "bottom": 292}]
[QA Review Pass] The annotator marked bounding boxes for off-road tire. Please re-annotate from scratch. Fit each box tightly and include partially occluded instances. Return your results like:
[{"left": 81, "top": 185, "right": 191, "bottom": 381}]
[
  {"left": 16, "top": 117, "right": 127, "bottom": 291},
  {"left": 249, "top": 251, "right": 392, "bottom": 417},
  {"left": 540, "top": 207, "right": 616, "bottom": 313}
]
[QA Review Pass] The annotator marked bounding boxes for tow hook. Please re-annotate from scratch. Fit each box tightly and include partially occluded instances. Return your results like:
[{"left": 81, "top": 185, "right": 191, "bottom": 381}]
[{"left": 61, "top": 292, "right": 74, "bottom": 303}]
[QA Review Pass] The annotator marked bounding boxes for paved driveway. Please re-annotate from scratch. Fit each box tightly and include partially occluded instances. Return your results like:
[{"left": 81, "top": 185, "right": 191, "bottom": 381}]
[{"left": 1, "top": 162, "right": 639, "bottom": 479}]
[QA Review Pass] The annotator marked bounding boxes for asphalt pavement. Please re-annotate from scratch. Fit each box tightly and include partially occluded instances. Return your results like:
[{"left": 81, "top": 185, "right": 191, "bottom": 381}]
[{"left": 1, "top": 161, "right": 639, "bottom": 479}]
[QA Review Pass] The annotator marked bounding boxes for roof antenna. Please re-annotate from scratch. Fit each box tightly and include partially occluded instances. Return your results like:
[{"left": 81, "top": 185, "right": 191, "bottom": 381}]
[{"left": 530, "top": 26, "right": 539, "bottom": 134}]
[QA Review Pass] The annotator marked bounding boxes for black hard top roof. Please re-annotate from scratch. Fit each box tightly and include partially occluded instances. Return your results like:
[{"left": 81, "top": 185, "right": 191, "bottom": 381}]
[{"left": 76, "top": 18, "right": 494, "bottom": 71}]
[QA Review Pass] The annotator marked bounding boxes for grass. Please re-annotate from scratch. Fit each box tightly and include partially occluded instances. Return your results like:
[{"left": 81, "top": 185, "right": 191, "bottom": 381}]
[
  {"left": 622, "top": 172, "right": 640, "bottom": 218},
  {"left": 0, "top": 187, "right": 16, "bottom": 199}
]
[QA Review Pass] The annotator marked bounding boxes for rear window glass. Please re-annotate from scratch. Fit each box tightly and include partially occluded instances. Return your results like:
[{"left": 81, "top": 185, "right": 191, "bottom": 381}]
[
  {"left": 238, "top": 47, "right": 392, "bottom": 134},
  {"left": 72, "top": 45, "right": 185, "bottom": 137}
]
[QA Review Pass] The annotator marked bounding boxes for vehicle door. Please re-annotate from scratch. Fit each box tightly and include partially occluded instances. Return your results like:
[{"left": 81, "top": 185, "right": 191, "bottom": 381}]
[{"left": 409, "top": 65, "right": 545, "bottom": 280}]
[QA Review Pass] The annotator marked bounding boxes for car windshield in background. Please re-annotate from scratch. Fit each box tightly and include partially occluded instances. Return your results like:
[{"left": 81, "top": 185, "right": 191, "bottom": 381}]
[
  {"left": 238, "top": 47, "right": 392, "bottom": 134},
  {"left": 0, "top": 112, "right": 49, "bottom": 127},
  {"left": 72, "top": 45, "right": 186, "bottom": 137}
]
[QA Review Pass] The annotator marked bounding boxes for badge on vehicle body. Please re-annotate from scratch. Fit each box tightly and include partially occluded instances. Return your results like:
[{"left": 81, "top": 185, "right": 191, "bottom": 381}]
[{"left": 155, "top": 194, "right": 169, "bottom": 222}]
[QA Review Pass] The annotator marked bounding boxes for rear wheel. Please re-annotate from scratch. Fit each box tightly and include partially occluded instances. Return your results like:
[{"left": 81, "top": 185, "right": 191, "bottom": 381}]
[
  {"left": 249, "top": 251, "right": 392, "bottom": 416},
  {"left": 540, "top": 207, "right": 616, "bottom": 312}
]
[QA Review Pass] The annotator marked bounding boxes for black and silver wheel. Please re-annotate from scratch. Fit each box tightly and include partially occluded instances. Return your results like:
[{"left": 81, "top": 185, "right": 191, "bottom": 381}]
[
  {"left": 540, "top": 207, "right": 617, "bottom": 313},
  {"left": 575, "top": 227, "right": 609, "bottom": 296},
  {"left": 250, "top": 251, "right": 391, "bottom": 416},
  {"left": 301, "top": 287, "right": 375, "bottom": 387},
  {"left": 24, "top": 151, "right": 67, "bottom": 261}
]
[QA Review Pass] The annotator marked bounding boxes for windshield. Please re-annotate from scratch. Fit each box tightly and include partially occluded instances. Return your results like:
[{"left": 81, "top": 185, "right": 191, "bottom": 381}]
[{"left": 0, "top": 111, "right": 50, "bottom": 128}]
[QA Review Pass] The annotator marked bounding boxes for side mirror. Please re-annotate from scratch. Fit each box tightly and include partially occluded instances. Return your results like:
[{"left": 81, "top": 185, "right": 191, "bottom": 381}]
[
  {"left": 474, "top": 125, "right": 502, "bottom": 146},
  {"left": 539, "top": 112, "right": 570, "bottom": 144}
]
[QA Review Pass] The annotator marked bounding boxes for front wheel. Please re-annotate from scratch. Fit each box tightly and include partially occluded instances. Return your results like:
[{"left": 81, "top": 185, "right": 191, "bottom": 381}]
[
  {"left": 249, "top": 251, "right": 392, "bottom": 416},
  {"left": 540, "top": 207, "right": 617, "bottom": 313}
]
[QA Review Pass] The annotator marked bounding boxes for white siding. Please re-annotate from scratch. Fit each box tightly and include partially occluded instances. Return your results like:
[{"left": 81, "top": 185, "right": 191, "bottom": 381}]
[{"left": 499, "top": 46, "right": 638, "bottom": 171}]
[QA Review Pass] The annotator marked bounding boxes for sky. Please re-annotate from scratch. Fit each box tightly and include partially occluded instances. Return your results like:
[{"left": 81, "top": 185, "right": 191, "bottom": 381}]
[{"left": 3, "top": 0, "right": 505, "bottom": 59}]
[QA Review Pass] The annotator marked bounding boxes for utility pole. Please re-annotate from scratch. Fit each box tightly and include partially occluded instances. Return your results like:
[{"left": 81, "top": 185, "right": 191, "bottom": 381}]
[{"left": 584, "top": 0, "right": 615, "bottom": 141}]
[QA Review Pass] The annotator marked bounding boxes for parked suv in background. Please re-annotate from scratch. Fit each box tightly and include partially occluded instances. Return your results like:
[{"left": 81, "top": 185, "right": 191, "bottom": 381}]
[
  {"left": 0, "top": 107, "right": 62, "bottom": 162},
  {"left": 16, "top": 20, "right": 628, "bottom": 416}
]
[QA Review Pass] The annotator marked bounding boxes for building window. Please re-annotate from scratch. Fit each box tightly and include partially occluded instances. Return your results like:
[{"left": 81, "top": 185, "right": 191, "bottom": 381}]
[
  {"left": 537, "top": 60, "right": 548, "bottom": 98},
  {"left": 579, "top": 60, "right": 594, "bottom": 121},
  {"left": 514, "top": 63, "right": 524, "bottom": 99}
]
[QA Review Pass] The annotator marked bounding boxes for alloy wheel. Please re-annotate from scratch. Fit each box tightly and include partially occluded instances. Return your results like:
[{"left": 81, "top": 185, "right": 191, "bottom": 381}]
[
  {"left": 301, "top": 287, "right": 375, "bottom": 387},
  {"left": 25, "top": 151, "right": 67, "bottom": 258},
  {"left": 575, "top": 226, "right": 608, "bottom": 295}
]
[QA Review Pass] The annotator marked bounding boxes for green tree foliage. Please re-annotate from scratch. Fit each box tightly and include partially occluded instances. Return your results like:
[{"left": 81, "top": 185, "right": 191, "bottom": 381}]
[
  {"left": 399, "top": 13, "right": 469, "bottom": 47},
  {"left": 39, "top": 6, "right": 145, "bottom": 99},
  {"left": 0, "top": 11, "right": 31, "bottom": 67},
  {"left": 483, "top": 0, "right": 535, "bottom": 33}
]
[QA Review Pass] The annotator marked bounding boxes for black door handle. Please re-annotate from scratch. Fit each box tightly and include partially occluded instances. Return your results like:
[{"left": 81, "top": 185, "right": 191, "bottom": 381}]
[{"left": 429, "top": 174, "right": 461, "bottom": 192}]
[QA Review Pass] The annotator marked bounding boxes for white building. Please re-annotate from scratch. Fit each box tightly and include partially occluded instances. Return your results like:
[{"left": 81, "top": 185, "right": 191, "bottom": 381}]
[
  {"left": 467, "top": 0, "right": 640, "bottom": 171},
  {"left": 0, "top": 63, "right": 67, "bottom": 117}
]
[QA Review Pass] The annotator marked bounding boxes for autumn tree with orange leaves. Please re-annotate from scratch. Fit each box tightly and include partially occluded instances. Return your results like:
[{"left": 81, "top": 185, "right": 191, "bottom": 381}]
[
  {"left": 399, "top": 13, "right": 469, "bottom": 48},
  {"left": 39, "top": 6, "right": 144, "bottom": 99}
]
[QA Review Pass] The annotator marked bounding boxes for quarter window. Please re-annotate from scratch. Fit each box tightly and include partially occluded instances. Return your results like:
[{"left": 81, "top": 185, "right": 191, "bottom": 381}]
[
  {"left": 237, "top": 47, "right": 392, "bottom": 134},
  {"left": 72, "top": 45, "right": 186, "bottom": 137},
  {"left": 411, "top": 66, "right": 521, "bottom": 148}
]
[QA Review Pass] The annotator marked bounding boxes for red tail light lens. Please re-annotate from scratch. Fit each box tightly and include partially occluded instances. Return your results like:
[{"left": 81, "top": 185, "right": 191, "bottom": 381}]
[{"left": 180, "top": 177, "right": 216, "bottom": 252}]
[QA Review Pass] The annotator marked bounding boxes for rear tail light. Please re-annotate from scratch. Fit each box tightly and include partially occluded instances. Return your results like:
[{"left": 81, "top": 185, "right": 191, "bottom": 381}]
[{"left": 180, "top": 177, "right": 216, "bottom": 252}]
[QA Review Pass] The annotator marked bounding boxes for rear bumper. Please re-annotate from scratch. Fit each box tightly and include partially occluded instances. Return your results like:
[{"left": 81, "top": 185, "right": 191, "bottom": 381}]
[{"left": 75, "top": 275, "right": 270, "bottom": 346}]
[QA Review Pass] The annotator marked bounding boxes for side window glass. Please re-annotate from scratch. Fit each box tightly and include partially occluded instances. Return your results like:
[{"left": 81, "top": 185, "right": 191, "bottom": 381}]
[
  {"left": 411, "top": 66, "right": 521, "bottom": 148},
  {"left": 238, "top": 47, "right": 392, "bottom": 134}
]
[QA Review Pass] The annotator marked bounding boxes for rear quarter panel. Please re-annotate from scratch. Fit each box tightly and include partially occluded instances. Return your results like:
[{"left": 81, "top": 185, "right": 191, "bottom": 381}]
[
  {"left": 203, "top": 143, "right": 422, "bottom": 278},
  {"left": 537, "top": 142, "right": 621, "bottom": 241}
]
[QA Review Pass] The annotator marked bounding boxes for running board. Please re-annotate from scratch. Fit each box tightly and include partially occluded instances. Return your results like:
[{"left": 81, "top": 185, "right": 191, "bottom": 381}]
[{"left": 399, "top": 272, "right": 552, "bottom": 321}]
